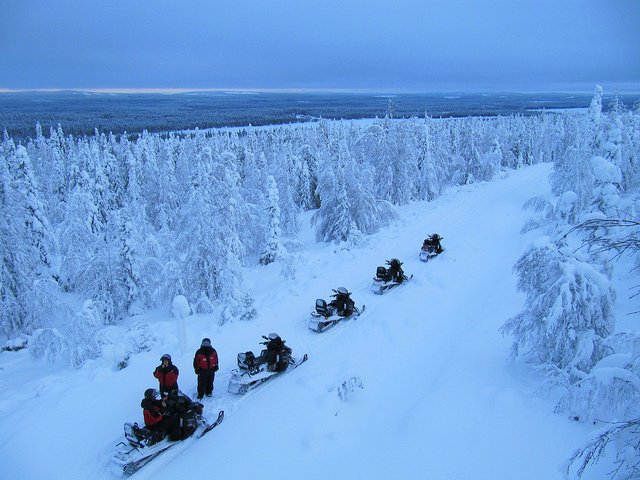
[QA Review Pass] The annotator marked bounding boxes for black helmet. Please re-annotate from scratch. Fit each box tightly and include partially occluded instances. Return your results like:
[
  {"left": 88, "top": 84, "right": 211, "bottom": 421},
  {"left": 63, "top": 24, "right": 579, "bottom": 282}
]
[
  {"left": 160, "top": 353, "right": 171, "bottom": 362},
  {"left": 201, "top": 338, "right": 211, "bottom": 348},
  {"left": 144, "top": 388, "right": 159, "bottom": 400},
  {"left": 389, "top": 258, "right": 401, "bottom": 267},
  {"left": 336, "top": 287, "right": 349, "bottom": 296},
  {"left": 267, "top": 333, "right": 281, "bottom": 341}
]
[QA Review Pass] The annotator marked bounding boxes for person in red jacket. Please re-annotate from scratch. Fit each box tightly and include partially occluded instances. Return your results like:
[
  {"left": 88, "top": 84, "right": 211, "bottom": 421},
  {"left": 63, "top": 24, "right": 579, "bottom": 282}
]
[
  {"left": 193, "top": 338, "right": 219, "bottom": 399},
  {"left": 141, "top": 388, "right": 180, "bottom": 440},
  {"left": 153, "top": 354, "right": 179, "bottom": 396}
]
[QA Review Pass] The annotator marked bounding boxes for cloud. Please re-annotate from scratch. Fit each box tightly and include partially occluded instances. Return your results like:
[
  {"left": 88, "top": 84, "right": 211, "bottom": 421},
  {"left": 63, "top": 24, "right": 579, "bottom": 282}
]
[{"left": 1, "top": 0, "right": 638, "bottom": 89}]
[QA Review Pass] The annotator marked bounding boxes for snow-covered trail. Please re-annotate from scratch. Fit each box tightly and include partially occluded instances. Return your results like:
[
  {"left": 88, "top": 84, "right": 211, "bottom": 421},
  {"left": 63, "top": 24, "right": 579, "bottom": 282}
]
[
  {"left": 0, "top": 163, "right": 593, "bottom": 480},
  {"left": 140, "top": 164, "right": 589, "bottom": 480}
]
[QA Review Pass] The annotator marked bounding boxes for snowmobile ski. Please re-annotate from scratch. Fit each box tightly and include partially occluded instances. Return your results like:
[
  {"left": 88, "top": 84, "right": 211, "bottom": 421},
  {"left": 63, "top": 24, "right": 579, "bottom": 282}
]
[
  {"left": 371, "top": 274, "right": 413, "bottom": 295},
  {"left": 228, "top": 353, "right": 308, "bottom": 395},
  {"left": 309, "top": 288, "right": 364, "bottom": 333},
  {"left": 419, "top": 247, "right": 444, "bottom": 262},
  {"left": 420, "top": 235, "right": 445, "bottom": 262},
  {"left": 113, "top": 410, "right": 224, "bottom": 477},
  {"left": 308, "top": 305, "right": 365, "bottom": 332},
  {"left": 198, "top": 409, "right": 225, "bottom": 437}
]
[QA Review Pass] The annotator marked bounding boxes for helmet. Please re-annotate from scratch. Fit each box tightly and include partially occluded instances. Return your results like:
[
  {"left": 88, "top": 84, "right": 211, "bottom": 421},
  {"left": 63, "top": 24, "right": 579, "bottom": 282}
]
[
  {"left": 389, "top": 258, "right": 401, "bottom": 268},
  {"left": 144, "top": 388, "right": 159, "bottom": 400},
  {"left": 201, "top": 338, "right": 211, "bottom": 348},
  {"left": 267, "top": 333, "right": 281, "bottom": 341},
  {"left": 160, "top": 354, "right": 171, "bottom": 362},
  {"left": 336, "top": 287, "right": 349, "bottom": 296}
]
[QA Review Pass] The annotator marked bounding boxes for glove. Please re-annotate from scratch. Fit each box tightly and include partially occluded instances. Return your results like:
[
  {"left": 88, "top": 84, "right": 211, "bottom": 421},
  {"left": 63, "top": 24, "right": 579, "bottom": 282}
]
[
  {"left": 213, "top": 365, "right": 219, "bottom": 372},
  {"left": 194, "top": 368, "right": 201, "bottom": 375}
]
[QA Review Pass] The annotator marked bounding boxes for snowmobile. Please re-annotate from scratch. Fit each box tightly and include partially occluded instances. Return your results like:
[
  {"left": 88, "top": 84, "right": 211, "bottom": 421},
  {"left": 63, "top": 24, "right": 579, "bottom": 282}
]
[
  {"left": 371, "top": 258, "right": 412, "bottom": 295},
  {"left": 308, "top": 287, "right": 365, "bottom": 332},
  {"left": 419, "top": 234, "right": 444, "bottom": 262},
  {"left": 228, "top": 333, "right": 308, "bottom": 395},
  {"left": 113, "top": 391, "right": 224, "bottom": 477}
]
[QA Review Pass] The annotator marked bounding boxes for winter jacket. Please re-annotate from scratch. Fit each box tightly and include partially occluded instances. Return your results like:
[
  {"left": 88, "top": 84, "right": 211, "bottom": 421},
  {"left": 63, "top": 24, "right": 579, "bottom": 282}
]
[
  {"left": 153, "top": 363, "right": 179, "bottom": 390},
  {"left": 330, "top": 295, "right": 354, "bottom": 315},
  {"left": 387, "top": 265, "right": 403, "bottom": 281},
  {"left": 422, "top": 237, "right": 442, "bottom": 252},
  {"left": 266, "top": 337, "right": 285, "bottom": 353},
  {"left": 141, "top": 398, "right": 165, "bottom": 427},
  {"left": 193, "top": 346, "right": 219, "bottom": 372}
]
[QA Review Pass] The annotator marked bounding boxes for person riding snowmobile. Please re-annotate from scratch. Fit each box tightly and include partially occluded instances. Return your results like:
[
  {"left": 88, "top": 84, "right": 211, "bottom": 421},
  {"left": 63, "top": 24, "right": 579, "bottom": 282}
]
[
  {"left": 329, "top": 287, "right": 355, "bottom": 317},
  {"left": 258, "top": 333, "right": 288, "bottom": 372},
  {"left": 386, "top": 258, "right": 405, "bottom": 282},
  {"left": 422, "top": 234, "right": 443, "bottom": 254},
  {"left": 141, "top": 388, "right": 181, "bottom": 440}
]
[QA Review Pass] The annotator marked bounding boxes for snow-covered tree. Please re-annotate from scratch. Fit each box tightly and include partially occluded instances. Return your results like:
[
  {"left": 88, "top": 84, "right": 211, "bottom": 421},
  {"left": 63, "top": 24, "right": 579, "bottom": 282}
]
[
  {"left": 30, "top": 300, "right": 103, "bottom": 367},
  {"left": 313, "top": 131, "right": 395, "bottom": 243},
  {"left": 176, "top": 157, "right": 220, "bottom": 305},
  {"left": 550, "top": 125, "right": 595, "bottom": 215},
  {"left": 414, "top": 119, "right": 444, "bottom": 200},
  {"left": 1, "top": 146, "right": 53, "bottom": 336},
  {"left": 295, "top": 144, "right": 317, "bottom": 210},
  {"left": 313, "top": 151, "right": 359, "bottom": 242},
  {"left": 590, "top": 155, "right": 622, "bottom": 216},
  {"left": 272, "top": 144, "right": 300, "bottom": 235},
  {"left": 57, "top": 170, "right": 102, "bottom": 290},
  {"left": 501, "top": 239, "right": 615, "bottom": 378},
  {"left": 259, "top": 175, "right": 284, "bottom": 265},
  {"left": 556, "top": 331, "right": 640, "bottom": 424},
  {"left": 478, "top": 137, "right": 503, "bottom": 181},
  {"left": 588, "top": 85, "right": 605, "bottom": 154}
]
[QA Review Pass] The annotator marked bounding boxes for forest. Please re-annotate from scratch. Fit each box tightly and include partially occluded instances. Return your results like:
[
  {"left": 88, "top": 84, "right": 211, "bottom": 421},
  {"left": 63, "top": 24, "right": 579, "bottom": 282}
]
[{"left": 3, "top": 90, "right": 637, "bottom": 140}]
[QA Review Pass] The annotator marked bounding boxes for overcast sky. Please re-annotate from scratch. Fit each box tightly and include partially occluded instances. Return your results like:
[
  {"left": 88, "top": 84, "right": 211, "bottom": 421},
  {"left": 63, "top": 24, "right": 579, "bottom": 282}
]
[{"left": 1, "top": 0, "right": 638, "bottom": 91}]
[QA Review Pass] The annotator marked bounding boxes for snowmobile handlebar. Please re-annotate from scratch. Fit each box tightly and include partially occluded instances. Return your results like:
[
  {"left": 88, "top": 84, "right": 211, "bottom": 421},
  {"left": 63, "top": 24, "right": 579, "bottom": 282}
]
[
  {"left": 331, "top": 289, "right": 351, "bottom": 297},
  {"left": 260, "top": 340, "right": 286, "bottom": 346}
]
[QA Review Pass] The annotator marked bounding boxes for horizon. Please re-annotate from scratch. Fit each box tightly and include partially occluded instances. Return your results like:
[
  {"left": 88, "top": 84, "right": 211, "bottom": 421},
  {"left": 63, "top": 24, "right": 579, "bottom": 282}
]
[{"left": 2, "top": 82, "right": 640, "bottom": 95}]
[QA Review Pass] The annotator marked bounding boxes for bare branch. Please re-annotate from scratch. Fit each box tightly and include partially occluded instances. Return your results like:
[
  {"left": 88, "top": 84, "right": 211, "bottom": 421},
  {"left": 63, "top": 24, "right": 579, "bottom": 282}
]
[
  {"left": 568, "top": 418, "right": 640, "bottom": 479},
  {"left": 568, "top": 218, "right": 640, "bottom": 259}
]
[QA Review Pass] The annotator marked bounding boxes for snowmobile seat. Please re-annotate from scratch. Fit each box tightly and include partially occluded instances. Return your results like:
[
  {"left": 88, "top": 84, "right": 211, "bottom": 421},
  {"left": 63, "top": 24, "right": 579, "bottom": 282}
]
[
  {"left": 238, "top": 351, "right": 257, "bottom": 370},
  {"left": 315, "top": 299, "right": 329, "bottom": 316},
  {"left": 376, "top": 266, "right": 387, "bottom": 280}
]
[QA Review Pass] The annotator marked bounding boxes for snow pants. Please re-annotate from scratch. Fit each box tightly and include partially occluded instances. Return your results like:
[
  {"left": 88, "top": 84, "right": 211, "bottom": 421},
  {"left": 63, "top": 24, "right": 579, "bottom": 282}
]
[{"left": 197, "top": 370, "right": 215, "bottom": 397}]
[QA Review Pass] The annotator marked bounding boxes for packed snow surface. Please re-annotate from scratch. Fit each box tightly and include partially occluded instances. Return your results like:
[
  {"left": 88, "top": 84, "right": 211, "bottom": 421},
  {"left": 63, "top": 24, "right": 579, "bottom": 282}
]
[{"left": 0, "top": 163, "right": 594, "bottom": 479}]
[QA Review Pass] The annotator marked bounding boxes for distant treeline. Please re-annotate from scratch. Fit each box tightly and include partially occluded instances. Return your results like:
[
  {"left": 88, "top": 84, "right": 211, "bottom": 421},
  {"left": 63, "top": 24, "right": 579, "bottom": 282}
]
[{"left": 2, "top": 91, "right": 638, "bottom": 141}]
